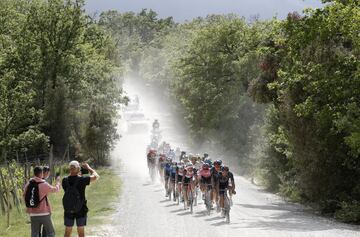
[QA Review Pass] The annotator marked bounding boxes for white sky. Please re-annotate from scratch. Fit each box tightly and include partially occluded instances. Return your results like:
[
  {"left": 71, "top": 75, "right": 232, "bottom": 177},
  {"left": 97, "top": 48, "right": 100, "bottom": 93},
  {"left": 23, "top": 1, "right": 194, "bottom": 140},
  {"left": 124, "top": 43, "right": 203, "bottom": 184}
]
[{"left": 85, "top": 0, "right": 323, "bottom": 22}]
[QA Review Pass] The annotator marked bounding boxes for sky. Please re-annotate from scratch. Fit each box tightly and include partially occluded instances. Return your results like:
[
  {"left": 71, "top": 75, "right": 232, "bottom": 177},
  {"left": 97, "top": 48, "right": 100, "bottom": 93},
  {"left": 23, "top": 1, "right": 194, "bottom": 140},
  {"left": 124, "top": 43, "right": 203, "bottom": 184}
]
[{"left": 84, "top": 0, "right": 324, "bottom": 22}]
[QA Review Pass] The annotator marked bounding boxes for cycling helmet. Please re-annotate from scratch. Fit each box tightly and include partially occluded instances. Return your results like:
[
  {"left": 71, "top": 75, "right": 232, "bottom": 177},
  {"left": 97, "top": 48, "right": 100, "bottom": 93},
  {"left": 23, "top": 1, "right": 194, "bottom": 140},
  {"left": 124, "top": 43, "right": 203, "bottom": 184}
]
[
  {"left": 185, "top": 164, "right": 194, "bottom": 171},
  {"left": 214, "top": 159, "right": 222, "bottom": 165},
  {"left": 203, "top": 153, "right": 209, "bottom": 158},
  {"left": 202, "top": 163, "right": 211, "bottom": 169},
  {"left": 204, "top": 158, "right": 212, "bottom": 166}
]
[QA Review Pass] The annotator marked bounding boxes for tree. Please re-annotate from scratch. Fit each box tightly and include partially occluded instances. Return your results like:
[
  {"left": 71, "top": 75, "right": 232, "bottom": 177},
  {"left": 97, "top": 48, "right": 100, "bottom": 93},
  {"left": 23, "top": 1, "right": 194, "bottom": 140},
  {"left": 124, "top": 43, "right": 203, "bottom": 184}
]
[{"left": 250, "top": 2, "right": 360, "bottom": 222}]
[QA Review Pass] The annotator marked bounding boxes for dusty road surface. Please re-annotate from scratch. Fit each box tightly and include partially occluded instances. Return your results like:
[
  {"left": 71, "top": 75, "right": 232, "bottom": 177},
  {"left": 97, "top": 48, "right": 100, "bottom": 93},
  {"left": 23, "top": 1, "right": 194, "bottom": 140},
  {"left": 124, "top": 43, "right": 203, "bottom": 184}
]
[{"left": 90, "top": 78, "right": 360, "bottom": 237}]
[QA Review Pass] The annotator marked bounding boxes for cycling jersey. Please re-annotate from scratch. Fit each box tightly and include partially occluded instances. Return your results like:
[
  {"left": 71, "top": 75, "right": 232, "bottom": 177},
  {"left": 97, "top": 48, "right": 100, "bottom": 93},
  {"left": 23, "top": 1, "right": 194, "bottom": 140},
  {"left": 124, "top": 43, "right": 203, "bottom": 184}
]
[
  {"left": 217, "top": 171, "right": 234, "bottom": 195},
  {"left": 170, "top": 167, "right": 177, "bottom": 182},
  {"left": 183, "top": 170, "right": 194, "bottom": 185},
  {"left": 164, "top": 163, "right": 172, "bottom": 177},
  {"left": 211, "top": 166, "right": 221, "bottom": 181}
]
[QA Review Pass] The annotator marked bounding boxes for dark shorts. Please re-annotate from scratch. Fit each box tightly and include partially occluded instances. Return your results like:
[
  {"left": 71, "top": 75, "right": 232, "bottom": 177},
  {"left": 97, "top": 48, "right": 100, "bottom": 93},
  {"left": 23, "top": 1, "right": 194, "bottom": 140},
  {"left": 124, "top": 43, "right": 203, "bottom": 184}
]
[
  {"left": 201, "top": 176, "right": 212, "bottom": 185},
  {"left": 183, "top": 176, "right": 192, "bottom": 186},
  {"left": 219, "top": 184, "right": 228, "bottom": 195},
  {"left": 64, "top": 216, "right": 87, "bottom": 227}
]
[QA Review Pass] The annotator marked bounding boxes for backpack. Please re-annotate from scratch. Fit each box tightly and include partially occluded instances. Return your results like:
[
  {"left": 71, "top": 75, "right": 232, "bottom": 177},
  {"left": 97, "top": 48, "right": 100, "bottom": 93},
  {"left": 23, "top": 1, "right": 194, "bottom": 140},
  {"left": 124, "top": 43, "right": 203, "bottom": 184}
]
[
  {"left": 25, "top": 180, "right": 47, "bottom": 208},
  {"left": 62, "top": 177, "right": 83, "bottom": 214}
]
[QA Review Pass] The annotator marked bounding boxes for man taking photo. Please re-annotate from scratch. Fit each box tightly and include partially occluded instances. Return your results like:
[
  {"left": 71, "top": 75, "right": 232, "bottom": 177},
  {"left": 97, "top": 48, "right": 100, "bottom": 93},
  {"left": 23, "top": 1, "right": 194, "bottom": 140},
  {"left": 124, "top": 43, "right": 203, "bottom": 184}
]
[{"left": 62, "top": 161, "right": 99, "bottom": 237}]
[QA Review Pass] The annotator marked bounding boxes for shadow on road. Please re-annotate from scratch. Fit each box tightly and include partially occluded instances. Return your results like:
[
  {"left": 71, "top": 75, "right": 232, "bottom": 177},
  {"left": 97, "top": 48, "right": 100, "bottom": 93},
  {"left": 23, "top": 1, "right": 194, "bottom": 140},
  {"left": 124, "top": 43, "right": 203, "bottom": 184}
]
[
  {"left": 159, "top": 199, "right": 170, "bottom": 203},
  {"left": 234, "top": 203, "right": 360, "bottom": 232},
  {"left": 211, "top": 221, "right": 230, "bottom": 227},
  {"left": 204, "top": 216, "right": 224, "bottom": 222}
]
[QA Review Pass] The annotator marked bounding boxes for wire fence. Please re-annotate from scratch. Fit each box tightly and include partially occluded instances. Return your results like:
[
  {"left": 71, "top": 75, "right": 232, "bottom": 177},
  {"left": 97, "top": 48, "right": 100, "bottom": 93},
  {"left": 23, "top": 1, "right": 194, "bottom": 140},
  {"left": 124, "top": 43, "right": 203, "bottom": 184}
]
[{"left": 0, "top": 145, "right": 70, "bottom": 228}]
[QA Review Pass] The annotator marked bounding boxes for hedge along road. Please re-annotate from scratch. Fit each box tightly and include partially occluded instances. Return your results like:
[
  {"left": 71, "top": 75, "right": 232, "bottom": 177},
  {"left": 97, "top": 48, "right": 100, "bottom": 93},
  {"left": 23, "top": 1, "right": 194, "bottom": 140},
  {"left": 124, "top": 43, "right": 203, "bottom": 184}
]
[{"left": 101, "top": 77, "right": 360, "bottom": 237}]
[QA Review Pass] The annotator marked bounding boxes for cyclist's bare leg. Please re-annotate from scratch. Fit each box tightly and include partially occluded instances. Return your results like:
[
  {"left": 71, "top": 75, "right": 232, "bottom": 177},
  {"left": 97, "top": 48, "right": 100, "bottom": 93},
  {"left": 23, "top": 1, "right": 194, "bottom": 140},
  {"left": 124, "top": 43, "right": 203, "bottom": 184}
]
[
  {"left": 184, "top": 185, "right": 188, "bottom": 207},
  {"left": 220, "top": 194, "right": 225, "bottom": 208}
]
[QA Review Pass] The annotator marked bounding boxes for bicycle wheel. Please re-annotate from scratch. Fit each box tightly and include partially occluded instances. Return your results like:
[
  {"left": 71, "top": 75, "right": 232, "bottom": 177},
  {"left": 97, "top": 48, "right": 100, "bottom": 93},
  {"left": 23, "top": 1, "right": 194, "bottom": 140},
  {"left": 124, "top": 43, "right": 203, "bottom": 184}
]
[
  {"left": 194, "top": 186, "right": 198, "bottom": 206},
  {"left": 189, "top": 189, "right": 193, "bottom": 214},
  {"left": 225, "top": 195, "right": 230, "bottom": 224},
  {"left": 168, "top": 187, "right": 171, "bottom": 200},
  {"left": 176, "top": 186, "right": 180, "bottom": 205},
  {"left": 150, "top": 167, "right": 155, "bottom": 183},
  {"left": 183, "top": 188, "right": 186, "bottom": 210},
  {"left": 205, "top": 190, "right": 211, "bottom": 215}
]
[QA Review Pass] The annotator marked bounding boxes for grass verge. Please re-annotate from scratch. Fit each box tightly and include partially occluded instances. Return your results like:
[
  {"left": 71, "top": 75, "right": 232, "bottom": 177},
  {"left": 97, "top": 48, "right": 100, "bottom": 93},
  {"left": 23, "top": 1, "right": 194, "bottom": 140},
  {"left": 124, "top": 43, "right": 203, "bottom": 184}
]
[{"left": 0, "top": 167, "right": 121, "bottom": 237}]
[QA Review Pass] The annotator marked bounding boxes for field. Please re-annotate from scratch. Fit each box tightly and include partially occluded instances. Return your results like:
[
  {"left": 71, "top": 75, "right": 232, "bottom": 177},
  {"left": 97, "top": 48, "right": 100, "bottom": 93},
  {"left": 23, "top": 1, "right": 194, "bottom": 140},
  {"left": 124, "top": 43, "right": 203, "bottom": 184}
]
[{"left": 0, "top": 168, "right": 121, "bottom": 237}]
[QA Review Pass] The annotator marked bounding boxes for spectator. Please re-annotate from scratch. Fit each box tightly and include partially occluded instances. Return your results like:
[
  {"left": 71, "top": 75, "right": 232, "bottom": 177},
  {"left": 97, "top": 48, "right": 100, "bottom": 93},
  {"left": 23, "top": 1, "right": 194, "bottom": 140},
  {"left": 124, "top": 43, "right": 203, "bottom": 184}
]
[
  {"left": 24, "top": 166, "right": 61, "bottom": 237},
  {"left": 62, "top": 161, "right": 99, "bottom": 237},
  {"left": 39, "top": 166, "right": 51, "bottom": 237}
]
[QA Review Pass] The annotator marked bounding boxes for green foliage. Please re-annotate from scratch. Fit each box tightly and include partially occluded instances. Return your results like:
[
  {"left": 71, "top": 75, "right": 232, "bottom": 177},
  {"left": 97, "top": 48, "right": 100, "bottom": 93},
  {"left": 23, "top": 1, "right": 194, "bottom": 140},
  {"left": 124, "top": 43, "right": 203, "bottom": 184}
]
[
  {"left": 99, "top": 9, "right": 175, "bottom": 72},
  {"left": 251, "top": 1, "right": 360, "bottom": 222},
  {"left": 0, "top": 0, "right": 124, "bottom": 163}
]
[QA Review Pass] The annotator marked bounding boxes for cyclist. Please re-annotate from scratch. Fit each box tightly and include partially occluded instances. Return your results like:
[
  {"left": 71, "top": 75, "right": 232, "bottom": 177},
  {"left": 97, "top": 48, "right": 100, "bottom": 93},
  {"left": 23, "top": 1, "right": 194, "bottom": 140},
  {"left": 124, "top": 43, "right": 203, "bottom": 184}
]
[
  {"left": 147, "top": 149, "right": 157, "bottom": 170},
  {"left": 177, "top": 163, "right": 185, "bottom": 202},
  {"left": 158, "top": 153, "right": 167, "bottom": 183},
  {"left": 217, "top": 166, "right": 235, "bottom": 217},
  {"left": 180, "top": 151, "right": 186, "bottom": 161},
  {"left": 168, "top": 149, "right": 176, "bottom": 161},
  {"left": 211, "top": 159, "right": 222, "bottom": 211},
  {"left": 169, "top": 161, "right": 178, "bottom": 201},
  {"left": 191, "top": 155, "right": 201, "bottom": 186},
  {"left": 182, "top": 155, "right": 190, "bottom": 166},
  {"left": 152, "top": 119, "right": 160, "bottom": 130},
  {"left": 182, "top": 163, "right": 195, "bottom": 209},
  {"left": 164, "top": 158, "right": 172, "bottom": 197},
  {"left": 204, "top": 157, "right": 212, "bottom": 166},
  {"left": 198, "top": 163, "right": 212, "bottom": 202},
  {"left": 202, "top": 153, "right": 209, "bottom": 161},
  {"left": 147, "top": 149, "right": 157, "bottom": 181}
]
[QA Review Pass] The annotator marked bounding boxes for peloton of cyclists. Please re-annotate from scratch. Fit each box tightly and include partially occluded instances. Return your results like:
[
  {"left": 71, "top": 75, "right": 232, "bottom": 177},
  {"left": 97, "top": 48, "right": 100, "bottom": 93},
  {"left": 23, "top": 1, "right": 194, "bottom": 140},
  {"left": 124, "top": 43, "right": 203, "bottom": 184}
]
[{"left": 145, "top": 121, "right": 237, "bottom": 219}]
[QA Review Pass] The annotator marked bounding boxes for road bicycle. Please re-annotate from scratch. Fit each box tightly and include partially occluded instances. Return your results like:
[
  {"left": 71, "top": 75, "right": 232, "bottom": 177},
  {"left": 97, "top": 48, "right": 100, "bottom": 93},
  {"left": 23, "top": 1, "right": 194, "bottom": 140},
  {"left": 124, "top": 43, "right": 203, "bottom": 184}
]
[
  {"left": 183, "top": 182, "right": 194, "bottom": 214},
  {"left": 176, "top": 182, "right": 182, "bottom": 205},
  {"left": 204, "top": 184, "right": 213, "bottom": 215},
  {"left": 168, "top": 179, "right": 176, "bottom": 201},
  {"left": 149, "top": 163, "right": 156, "bottom": 183},
  {"left": 220, "top": 188, "right": 231, "bottom": 224}
]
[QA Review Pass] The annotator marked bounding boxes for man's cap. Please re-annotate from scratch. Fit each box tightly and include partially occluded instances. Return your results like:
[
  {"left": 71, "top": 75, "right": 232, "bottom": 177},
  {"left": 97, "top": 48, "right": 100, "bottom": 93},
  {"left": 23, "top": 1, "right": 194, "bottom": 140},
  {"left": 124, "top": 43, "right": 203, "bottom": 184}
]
[{"left": 69, "top": 160, "right": 80, "bottom": 168}]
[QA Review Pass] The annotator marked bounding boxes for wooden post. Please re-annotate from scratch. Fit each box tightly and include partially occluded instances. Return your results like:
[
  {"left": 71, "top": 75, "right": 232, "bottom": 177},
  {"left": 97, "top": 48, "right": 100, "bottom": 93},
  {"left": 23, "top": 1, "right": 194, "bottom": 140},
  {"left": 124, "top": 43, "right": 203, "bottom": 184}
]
[
  {"left": 49, "top": 145, "right": 54, "bottom": 183},
  {"left": 0, "top": 167, "right": 6, "bottom": 214},
  {"left": 0, "top": 168, "right": 9, "bottom": 219},
  {"left": 23, "top": 163, "right": 27, "bottom": 188},
  {"left": 67, "top": 145, "right": 70, "bottom": 161},
  {"left": 6, "top": 187, "right": 11, "bottom": 228},
  {"left": 6, "top": 162, "right": 21, "bottom": 213},
  {"left": 16, "top": 151, "right": 19, "bottom": 164}
]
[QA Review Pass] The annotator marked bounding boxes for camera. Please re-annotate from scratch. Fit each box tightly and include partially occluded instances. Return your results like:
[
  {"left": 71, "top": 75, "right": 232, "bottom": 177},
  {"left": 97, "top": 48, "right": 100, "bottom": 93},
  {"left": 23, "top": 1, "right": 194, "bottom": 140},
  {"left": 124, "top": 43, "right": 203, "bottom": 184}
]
[{"left": 81, "top": 167, "right": 89, "bottom": 175}]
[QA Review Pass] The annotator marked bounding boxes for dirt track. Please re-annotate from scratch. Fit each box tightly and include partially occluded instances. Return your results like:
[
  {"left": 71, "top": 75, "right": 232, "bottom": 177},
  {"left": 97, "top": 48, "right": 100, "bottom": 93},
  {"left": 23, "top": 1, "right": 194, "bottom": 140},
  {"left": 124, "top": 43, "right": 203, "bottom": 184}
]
[{"left": 90, "top": 78, "right": 360, "bottom": 237}]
